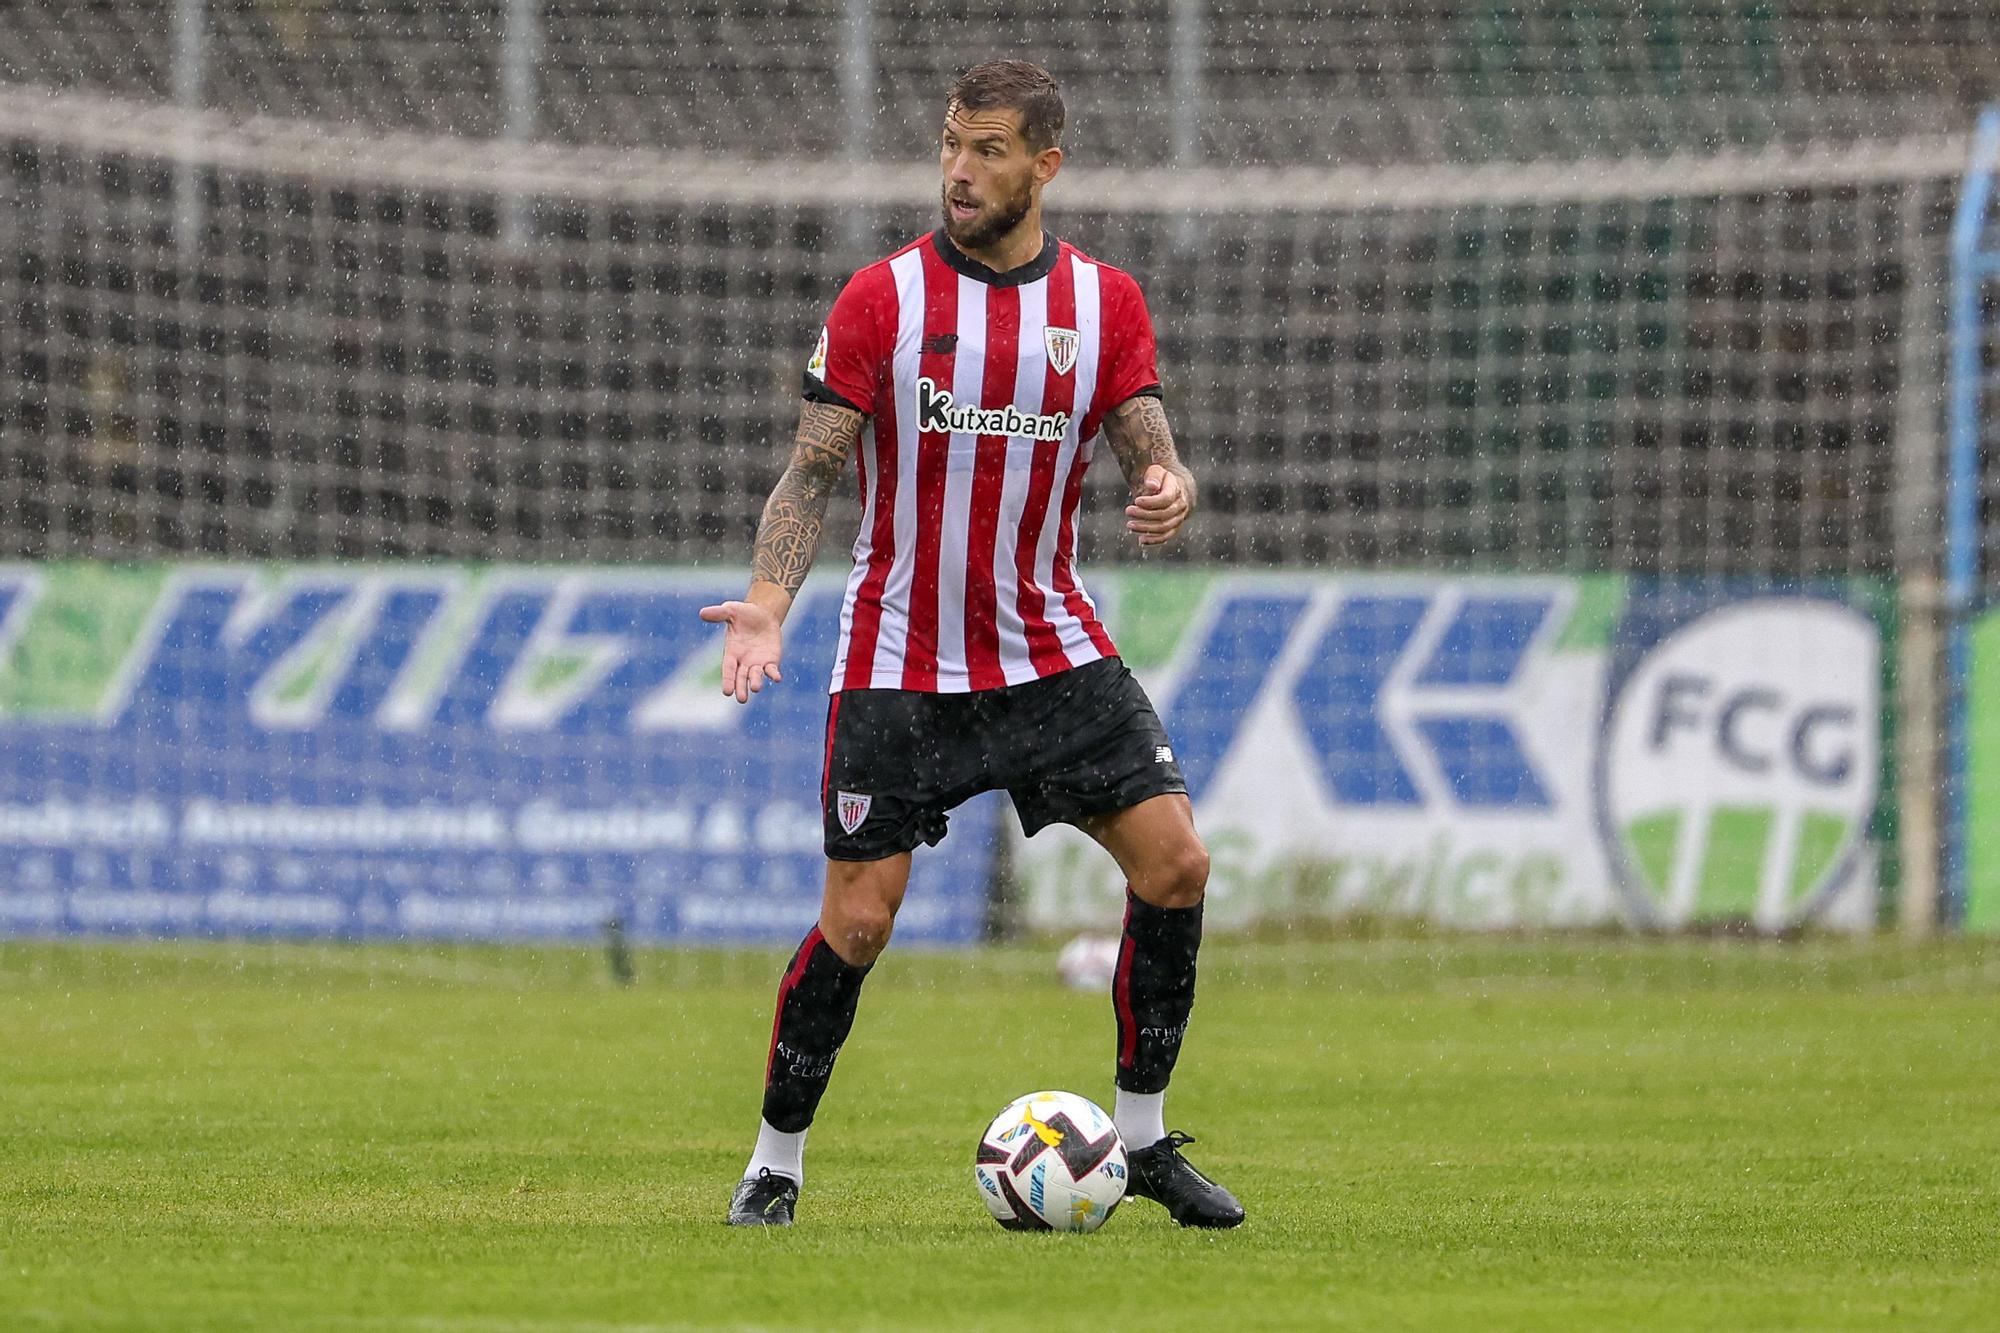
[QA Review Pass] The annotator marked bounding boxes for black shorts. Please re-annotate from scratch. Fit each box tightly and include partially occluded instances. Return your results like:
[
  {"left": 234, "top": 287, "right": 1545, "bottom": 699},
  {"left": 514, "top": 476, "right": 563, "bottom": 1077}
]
[{"left": 820, "top": 656, "right": 1189, "bottom": 861}]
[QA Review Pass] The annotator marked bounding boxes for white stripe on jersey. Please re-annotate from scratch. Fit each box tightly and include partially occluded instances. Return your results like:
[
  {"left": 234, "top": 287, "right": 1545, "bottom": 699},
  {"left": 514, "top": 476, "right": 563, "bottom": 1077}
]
[
  {"left": 1048, "top": 254, "right": 1104, "bottom": 664},
  {"left": 932, "top": 275, "right": 986, "bottom": 689},
  {"left": 993, "top": 277, "right": 1048, "bottom": 687},
  {"left": 868, "top": 248, "right": 926, "bottom": 688}
]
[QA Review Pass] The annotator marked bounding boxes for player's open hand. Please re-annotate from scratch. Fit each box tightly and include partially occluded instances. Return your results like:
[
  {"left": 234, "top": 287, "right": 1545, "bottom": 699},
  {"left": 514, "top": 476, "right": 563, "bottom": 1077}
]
[
  {"left": 1126, "top": 464, "right": 1190, "bottom": 546},
  {"left": 698, "top": 599, "right": 784, "bottom": 703}
]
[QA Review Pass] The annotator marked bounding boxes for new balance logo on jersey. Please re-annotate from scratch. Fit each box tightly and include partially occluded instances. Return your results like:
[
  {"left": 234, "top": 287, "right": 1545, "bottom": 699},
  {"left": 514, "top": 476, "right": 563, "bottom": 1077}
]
[
  {"left": 1155, "top": 746, "right": 1174, "bottom": 764},
  {"left": 916, "top": 376, "right": 1070, "bottom": 442}
]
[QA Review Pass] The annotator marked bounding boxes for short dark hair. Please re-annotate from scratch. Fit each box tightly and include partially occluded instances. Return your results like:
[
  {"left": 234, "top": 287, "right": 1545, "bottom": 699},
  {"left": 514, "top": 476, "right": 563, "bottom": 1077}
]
[{"left": 946, "top": 60, "right": 1065, "bottom": 153}]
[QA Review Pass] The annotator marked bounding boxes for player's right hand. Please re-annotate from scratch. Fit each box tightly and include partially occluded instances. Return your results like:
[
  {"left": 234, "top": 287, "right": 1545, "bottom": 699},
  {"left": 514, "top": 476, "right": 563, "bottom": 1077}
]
[{"left": 697, "top": 599, "right": 784, "bottom": 704}]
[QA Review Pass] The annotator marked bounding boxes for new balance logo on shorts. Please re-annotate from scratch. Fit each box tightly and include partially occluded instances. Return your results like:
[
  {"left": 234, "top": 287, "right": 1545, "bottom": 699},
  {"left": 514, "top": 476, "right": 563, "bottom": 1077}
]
[
  {"left": 835, "top": 791, "right": 872, "bottom": 834},
  {"left": 1155, "top": 746, "right": 1174, "bottom": 764}
]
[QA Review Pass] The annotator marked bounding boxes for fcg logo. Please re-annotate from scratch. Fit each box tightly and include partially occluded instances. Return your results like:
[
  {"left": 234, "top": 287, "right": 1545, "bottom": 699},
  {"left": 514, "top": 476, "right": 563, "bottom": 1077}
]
[{"left": 1595, "top": 596, "right": 1880, "bottom": 930}]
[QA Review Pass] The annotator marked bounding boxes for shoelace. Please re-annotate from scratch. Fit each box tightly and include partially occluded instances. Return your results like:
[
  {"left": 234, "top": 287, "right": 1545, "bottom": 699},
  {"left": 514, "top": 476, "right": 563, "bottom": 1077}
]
[
  {"left": 1149, "top": 1132, "right": 1217, "bottom": 1189},
  {"left": 747, "top": 1168, "right": 794, "bottom": 1216}
]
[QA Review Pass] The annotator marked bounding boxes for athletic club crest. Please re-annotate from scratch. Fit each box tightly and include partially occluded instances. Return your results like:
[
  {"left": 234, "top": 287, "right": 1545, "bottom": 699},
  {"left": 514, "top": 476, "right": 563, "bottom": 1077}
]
[
  {"left": 836, "top": 790, "right": 873, "bottom": 835},
  {"left": 1044, "top": 326, "right": 1080, "bottom": 376}
]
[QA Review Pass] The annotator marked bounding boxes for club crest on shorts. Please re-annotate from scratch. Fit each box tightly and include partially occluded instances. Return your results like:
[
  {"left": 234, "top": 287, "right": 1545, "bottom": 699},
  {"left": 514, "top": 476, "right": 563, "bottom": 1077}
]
[
  {"left": 1044, "top": 326, "right": 1080, "bottom": 376},
  {"left": 835, "top": 790, "right": 873, "bottom": 834}
]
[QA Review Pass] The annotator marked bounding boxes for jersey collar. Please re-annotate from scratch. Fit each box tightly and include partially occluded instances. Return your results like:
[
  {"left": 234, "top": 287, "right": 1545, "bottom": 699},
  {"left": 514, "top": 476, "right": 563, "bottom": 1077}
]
[{"left": 930, "top": 228, "right": 1060, "bottom": 288}]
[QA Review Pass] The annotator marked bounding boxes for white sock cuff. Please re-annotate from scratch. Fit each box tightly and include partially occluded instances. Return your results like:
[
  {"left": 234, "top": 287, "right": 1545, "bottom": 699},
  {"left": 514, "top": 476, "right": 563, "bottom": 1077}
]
[
  {"left": 1113, "top": 1089, "right": 1167, "bottom": 1149},
  {"left": 744, "top": 1119, "right": 807, "bottom": 1185}
]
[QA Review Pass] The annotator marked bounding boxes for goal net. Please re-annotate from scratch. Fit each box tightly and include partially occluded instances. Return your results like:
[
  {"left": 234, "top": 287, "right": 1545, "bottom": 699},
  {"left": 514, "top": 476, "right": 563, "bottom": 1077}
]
[
  {"left": 8, "top": 1, "right": 2000, "bottom": 163},
  {"left": 0, "top": 73, "right": 1969, "bottom": 940},
  {"left": 0, "top": 85, "right": 1960, "bottom": 580}
]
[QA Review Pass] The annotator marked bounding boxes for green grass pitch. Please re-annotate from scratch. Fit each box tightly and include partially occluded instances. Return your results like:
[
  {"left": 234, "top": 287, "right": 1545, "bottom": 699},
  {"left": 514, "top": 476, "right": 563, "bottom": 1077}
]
[{"left": 4, "top": 936, "right": 1998, "bottom": 1331}]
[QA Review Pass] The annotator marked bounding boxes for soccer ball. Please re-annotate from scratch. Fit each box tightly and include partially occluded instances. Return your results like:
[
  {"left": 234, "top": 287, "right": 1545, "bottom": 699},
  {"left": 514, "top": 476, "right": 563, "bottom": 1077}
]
[
  {"left": 973, "top": 1090, "right": 1127, "bottom": 1232},
  {"left": 1056, "top": 933, "right": 1121, "bottom": 991}
]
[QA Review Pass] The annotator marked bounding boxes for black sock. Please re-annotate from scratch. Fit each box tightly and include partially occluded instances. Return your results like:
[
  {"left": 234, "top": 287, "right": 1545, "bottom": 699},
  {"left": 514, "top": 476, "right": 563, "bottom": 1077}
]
[
  {"left": 1112, "top": 888, "right": 1202, "bottom": 1095},
  {"left": 762, "top": 926, "right": 871, "bottom": 1133}
]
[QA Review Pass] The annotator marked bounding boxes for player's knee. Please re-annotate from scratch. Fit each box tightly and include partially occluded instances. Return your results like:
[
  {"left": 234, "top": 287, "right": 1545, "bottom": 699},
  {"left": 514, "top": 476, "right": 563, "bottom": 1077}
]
[
  {"left": 1149, "top": 839, "right": 1210, "bottom": 910},
  {"left": 826, "top": 902, "right": 896, "bottom": 965}
]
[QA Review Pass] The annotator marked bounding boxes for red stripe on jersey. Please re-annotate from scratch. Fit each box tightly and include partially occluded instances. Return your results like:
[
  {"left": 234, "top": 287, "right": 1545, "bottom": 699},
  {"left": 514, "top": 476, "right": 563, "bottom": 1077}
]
[
  {"left": 1052, "top": 437, "right": 1118, "bottom": 660},
  {"left": 962, "top": 284, "right": 1019, "bottom": 691},
  {"left": 1015, "top": 254, "right": 1076, "bottom": 676},
  {"left": 901, "top": 247, "right": 960, "bottom": 691},
  {"left": 1082, "top": 266, "right": 1160, "bottom": 440},
  {"left": 836, "top": 263, "right": 905, "bottom": 691}
]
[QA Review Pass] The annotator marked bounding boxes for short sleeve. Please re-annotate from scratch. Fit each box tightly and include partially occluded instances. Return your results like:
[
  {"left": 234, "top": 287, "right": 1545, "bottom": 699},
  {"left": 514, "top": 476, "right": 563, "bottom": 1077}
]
[
  {"left": 803, "top": 270, "right": 888, "bottom": 416},
  {"left": 1097, "top": 272, "right": 1163, "bottom": 412}
]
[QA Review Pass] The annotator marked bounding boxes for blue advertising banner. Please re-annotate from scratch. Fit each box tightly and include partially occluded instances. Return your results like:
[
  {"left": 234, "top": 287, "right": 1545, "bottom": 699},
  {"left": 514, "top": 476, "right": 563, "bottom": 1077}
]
[
  {"left": 0, "top": 565, "right": 995, "bottom": 944},
  {"left": 1018, "top": 572, "right": 1888, "bottom": 934}
]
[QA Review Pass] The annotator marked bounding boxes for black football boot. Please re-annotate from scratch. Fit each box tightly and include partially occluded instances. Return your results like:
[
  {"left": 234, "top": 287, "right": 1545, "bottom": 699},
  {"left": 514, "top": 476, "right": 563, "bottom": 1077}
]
[
  {"left": 726, "top": 1168, "right": 799, "bottom": 1227},
  {"left": 1126, "top": 1132, "right": 1245, "bottom": 1229}
]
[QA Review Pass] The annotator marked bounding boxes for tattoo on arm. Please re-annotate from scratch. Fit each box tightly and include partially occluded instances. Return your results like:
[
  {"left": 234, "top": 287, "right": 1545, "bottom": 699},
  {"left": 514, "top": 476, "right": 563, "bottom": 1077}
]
[
  {"left": 1105, "top": 395, "right": 1198, "bottom": 513},
  {"left": 751, "top": 402, "right": 864, "bottom": 595}
]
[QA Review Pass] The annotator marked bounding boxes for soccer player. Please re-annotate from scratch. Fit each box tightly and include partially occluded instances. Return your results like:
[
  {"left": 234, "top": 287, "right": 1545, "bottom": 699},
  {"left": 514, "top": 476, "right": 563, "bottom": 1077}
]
[{"left": 701, "top": 59, "right": 1243, "bottom": 1231}]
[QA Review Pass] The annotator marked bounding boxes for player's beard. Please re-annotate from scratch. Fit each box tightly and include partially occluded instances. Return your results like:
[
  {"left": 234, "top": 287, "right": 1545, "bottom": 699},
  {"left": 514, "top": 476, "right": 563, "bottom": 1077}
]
[{"left": 941, "top": 177, "right": 1035, "bottom": 254}]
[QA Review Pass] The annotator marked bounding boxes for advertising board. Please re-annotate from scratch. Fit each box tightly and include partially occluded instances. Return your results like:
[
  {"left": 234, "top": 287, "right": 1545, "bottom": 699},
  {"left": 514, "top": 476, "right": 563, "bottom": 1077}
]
[
  {"left": 0, "top": 564, "right": 994, "bottom": 944},
  {"left": 1015, "top": 574, "right": 1886, "bottom": 934}
]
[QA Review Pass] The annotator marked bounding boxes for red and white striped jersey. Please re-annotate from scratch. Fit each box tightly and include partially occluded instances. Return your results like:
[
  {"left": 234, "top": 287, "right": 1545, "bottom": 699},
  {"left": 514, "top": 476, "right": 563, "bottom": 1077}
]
[{"left": 804, "top": 229, "right": 1163, "bottom": 694}]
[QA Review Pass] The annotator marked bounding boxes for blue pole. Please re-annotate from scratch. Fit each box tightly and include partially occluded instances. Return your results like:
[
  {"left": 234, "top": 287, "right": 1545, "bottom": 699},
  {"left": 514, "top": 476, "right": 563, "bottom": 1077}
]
[{"left": 1943, "top": 105, "right": 2000, "bottom": 927}]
